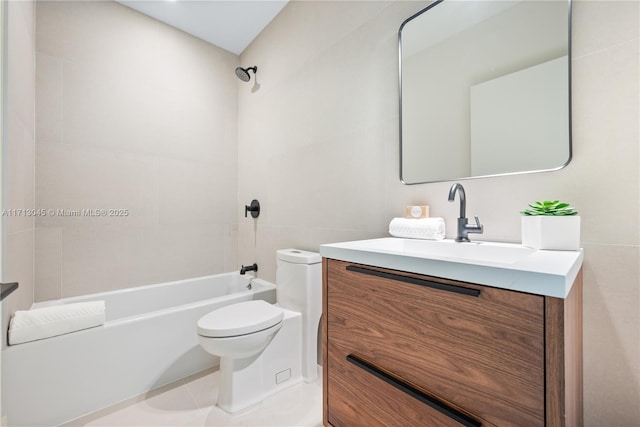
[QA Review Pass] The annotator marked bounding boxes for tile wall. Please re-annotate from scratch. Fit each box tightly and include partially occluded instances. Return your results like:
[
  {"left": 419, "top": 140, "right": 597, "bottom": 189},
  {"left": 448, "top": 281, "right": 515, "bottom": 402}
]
[
  {"left": 238, "top": 1, "right": 639, "bottom": 424},
  {"left": 34, "top": 1, "right": 239, "bottom": 300},
  {"left": 3, "top": 0, "right": 35, "bottom": 344}
]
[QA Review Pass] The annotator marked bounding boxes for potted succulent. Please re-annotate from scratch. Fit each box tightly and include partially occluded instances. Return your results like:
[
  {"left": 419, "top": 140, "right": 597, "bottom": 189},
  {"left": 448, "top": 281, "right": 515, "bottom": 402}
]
[{"left": 520, "top": 200, "right": 580, "bottom": 250}]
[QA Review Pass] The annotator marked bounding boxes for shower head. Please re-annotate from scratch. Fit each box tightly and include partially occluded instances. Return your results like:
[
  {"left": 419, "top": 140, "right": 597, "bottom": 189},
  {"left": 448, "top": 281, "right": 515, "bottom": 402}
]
[{"left": 235, "top": 66, "right": 257, "bottom": 82}]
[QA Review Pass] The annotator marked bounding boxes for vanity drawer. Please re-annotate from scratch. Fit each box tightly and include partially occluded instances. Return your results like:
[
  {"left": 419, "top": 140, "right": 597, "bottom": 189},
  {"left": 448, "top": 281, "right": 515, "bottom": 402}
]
[
  {"left": 325, "top": 259, "right": 545, "bottom": 427},
  {"left": 327, "top": 347, "right": 489, "bottom": 427}
]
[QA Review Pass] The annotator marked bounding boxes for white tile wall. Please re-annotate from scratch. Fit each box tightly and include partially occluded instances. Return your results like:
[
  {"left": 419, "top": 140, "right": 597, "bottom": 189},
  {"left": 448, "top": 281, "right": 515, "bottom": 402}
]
[
  {"left": 238, "top": 0, "right": 640, "bottom": 424},
  {"left": 34, "top": 1, "right": 239, "bottom": 300},
  {"left": 3, "top": 0, "right": 36, "bottom": 345}
]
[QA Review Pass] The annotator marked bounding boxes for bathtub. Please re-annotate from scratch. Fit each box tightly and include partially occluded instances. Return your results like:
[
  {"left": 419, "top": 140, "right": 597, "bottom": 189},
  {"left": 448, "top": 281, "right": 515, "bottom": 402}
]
[{"left": 2, "top": 273, "right": 276, "bottom": 427}]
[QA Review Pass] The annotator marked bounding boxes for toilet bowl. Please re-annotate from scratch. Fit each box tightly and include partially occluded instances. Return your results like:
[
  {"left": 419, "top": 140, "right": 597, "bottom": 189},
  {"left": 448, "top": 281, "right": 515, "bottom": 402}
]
[
  {"left": 196, "top": 249, "right": 321, "bottom": 413},
  {"left": 197, "top": 300, "right": 284, "bottom": 358}
]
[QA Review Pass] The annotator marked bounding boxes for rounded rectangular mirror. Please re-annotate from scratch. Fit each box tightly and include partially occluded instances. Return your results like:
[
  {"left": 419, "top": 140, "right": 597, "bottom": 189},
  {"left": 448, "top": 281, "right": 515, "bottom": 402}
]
[{"left": 399, "top": 0, "right": 571, "bottom": 184}]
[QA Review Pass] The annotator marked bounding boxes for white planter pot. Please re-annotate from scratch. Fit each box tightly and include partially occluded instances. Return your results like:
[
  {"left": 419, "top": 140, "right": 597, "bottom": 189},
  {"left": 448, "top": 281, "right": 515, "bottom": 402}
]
[{"left": 521, "top": 216, "right": 581, "bottom": 250}]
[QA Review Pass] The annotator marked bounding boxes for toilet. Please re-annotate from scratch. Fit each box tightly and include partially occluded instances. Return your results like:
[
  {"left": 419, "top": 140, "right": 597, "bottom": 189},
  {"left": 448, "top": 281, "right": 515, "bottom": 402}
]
[{"left": 197, "top": 249, "right": 322, "bottom": 413}]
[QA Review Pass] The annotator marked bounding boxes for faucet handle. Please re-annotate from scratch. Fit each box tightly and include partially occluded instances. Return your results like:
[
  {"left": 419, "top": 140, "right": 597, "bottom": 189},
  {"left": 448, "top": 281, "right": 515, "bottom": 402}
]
[
  {"left": 474, "top": 216, "right": 484, "bottom": 232},
  {"left": 244, "top": 199, "right": 260, "bottom": 218}
]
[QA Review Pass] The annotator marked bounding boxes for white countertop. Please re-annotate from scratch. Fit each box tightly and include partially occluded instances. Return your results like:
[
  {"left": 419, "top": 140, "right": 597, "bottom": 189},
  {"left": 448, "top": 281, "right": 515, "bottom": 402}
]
[{"left": 320, "top": 238, "right": 583, "bottom": 298}]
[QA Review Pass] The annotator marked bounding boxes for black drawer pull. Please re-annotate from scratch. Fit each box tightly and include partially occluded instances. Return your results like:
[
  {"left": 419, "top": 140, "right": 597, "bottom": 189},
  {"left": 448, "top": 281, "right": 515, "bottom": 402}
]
[
  {"left": 347, "top": 354, "right": 481, "bottom": 427},
  {"left": 346, "top": 265, "right": 480, "bottom": 297}
]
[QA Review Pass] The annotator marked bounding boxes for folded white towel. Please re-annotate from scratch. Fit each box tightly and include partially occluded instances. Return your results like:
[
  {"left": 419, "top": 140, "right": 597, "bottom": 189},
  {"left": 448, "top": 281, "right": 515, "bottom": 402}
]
[
  {"left": 8, "top": 301, "right": 106, "bottom": 345},
  {"left": 389, "top": 217, "right": 446, "bottom": 240}
]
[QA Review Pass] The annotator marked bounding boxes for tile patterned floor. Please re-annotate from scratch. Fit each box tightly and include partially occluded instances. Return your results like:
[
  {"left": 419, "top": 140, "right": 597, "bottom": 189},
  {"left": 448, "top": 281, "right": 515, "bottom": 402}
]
[{"left": 62, "top": 368, "right": 323, "bottom": 427}]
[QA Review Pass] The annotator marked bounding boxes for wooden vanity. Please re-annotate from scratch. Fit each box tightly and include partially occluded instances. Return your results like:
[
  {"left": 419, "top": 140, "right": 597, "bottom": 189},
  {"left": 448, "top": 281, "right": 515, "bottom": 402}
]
[{"left": 322, "top": 257, "right": 582, "bottom": 427}]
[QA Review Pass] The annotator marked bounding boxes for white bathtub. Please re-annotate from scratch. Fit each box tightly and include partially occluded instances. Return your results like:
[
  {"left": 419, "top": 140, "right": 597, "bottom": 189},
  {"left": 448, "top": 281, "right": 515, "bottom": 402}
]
[{"left": 2, "top": 273, "right": 276, "bottom": 427}]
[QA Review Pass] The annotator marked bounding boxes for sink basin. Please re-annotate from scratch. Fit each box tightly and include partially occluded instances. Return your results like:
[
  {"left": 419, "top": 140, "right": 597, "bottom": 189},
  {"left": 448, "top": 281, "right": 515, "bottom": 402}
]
[
  {"left": 343, "top": 238, "right": 536, "bottom": 264},
  {"left": 319, "top": 237, "right": 583, "bottom": 298}
]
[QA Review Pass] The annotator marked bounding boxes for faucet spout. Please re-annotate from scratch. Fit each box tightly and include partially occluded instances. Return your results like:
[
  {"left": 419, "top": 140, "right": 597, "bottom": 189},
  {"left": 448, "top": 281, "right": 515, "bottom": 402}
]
[
  {"left": 448, "top": 183, "right": 483, "bottom": 242},
  {"left": 240, "top": 263, "right": 258, "bottom": 275},
  {"left": 448, "top": 183, "right": 466, "bottom": 219}
]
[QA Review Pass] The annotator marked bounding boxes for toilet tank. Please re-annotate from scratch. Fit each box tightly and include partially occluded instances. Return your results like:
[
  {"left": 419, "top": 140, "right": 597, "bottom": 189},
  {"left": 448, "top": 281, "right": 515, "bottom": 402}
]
[
  {"left": 276, "top": 249, "right": 323, "bottom": 381},
  {"left": 275, "top": 249, "right": 322, "bottom": 314}
]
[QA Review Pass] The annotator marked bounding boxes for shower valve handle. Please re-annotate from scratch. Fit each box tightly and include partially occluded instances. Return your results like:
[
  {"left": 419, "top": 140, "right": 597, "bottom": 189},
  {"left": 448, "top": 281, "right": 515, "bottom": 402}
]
[{"left": 245, "top": 200, "right": 260, "bottom": 218}]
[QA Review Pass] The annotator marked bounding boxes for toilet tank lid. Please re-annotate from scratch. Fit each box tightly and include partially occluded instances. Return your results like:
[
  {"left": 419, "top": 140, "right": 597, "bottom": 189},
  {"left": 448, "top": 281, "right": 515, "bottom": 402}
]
[{"left": 277, "top": 249, "right": 321, "bottom": 264}]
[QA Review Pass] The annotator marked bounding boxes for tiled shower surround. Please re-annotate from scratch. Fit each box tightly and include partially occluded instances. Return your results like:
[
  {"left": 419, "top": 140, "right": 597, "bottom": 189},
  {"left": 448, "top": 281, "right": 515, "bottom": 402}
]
[{"left": 34, "top": 1, "right": 239, "bottom": 301}]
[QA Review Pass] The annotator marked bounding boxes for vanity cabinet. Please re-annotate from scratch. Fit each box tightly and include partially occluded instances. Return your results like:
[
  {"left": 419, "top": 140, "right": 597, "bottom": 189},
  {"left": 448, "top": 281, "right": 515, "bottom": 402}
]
[{"left": 322, "top": 258, "right": 582, "bottom": 427}]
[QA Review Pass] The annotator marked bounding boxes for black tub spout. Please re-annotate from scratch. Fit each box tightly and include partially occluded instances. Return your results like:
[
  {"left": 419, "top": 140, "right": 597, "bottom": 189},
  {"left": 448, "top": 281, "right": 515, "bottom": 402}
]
[{"left": 240, "top": 263, "right": 258, "bottom": 275}]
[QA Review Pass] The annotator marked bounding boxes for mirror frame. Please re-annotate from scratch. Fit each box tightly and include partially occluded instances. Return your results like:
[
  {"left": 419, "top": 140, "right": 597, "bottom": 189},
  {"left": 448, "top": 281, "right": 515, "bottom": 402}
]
[{"left": 398, "top": 0, "right": 572, "bottom": 185}]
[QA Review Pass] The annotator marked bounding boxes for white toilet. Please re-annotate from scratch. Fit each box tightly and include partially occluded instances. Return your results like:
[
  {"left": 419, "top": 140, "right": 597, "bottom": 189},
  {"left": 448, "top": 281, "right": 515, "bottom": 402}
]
[{"left": 197, "top": 249, "right": 322, "bottom": 413}]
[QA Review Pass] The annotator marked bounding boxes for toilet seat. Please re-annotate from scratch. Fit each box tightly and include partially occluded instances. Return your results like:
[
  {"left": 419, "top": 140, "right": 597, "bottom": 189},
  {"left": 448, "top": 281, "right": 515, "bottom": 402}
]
[{"left": 198, "top": 300, "right": 284, "bottom": 338}]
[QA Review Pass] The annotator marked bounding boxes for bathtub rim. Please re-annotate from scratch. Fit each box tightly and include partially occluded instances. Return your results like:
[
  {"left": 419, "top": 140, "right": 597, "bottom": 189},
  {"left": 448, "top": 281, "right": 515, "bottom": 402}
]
[{"left": 32, "top": 272, "right": 269, "bottom": 309}]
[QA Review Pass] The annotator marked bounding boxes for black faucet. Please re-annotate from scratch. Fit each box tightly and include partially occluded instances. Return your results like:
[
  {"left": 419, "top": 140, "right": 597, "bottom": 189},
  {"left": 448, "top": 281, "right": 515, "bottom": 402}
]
[
  {"left": 448, "top": 183, "right": 483, "bottom": 242},
  {"left": 240, "top": 263, "right": 258, "bottom": 275}
]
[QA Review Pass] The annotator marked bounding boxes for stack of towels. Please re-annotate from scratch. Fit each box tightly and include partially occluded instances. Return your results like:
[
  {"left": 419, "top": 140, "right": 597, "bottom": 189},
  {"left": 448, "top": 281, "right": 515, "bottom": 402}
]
[
  {"left": 389, "top": 217, "right": 446, "bottom": 240},
  {"left": 8, "top": 301, "right": 106, "bottom": 345}
]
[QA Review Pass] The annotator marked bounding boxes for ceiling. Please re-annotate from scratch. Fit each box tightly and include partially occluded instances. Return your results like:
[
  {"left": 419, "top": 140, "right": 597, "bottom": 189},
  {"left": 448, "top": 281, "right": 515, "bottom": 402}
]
[{"left": 117, "top": 1, "right": 289, "bottom": 55}]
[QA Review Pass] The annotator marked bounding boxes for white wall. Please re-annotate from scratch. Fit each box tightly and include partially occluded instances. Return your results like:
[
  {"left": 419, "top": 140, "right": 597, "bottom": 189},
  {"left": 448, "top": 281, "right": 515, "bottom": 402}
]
[
  {"left": 34, "top": 1, "right": 239, "bottom": 300},
  {"left": 238, "top": 1, "right": 639, "bottom": 424},
  {"left": 3, "top": 0, "right": 35, "bottom": 345}
]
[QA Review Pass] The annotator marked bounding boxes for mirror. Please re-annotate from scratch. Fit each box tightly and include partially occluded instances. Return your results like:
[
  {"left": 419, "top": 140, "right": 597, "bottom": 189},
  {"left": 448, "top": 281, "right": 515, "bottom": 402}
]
[{"left": 399, "top": 0, "right": 571, "bottom": 184}]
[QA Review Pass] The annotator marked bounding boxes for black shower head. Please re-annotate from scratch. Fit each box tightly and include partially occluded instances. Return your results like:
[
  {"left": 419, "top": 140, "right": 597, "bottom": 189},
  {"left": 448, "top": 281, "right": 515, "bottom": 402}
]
[{"left": 235, "top": 66, "right": 257, "bottom": 82}]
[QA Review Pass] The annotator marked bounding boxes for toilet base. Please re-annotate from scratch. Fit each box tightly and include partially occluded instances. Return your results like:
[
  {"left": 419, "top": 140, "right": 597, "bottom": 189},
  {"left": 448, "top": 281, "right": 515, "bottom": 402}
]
[{"left": 216, "top": 309, "right": 303, "bottom": 413}]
